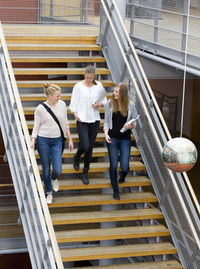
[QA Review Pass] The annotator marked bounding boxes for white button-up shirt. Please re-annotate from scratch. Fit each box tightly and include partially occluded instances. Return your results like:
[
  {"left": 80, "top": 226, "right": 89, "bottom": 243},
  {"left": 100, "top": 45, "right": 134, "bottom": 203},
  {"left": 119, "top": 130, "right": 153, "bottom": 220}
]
[{"left": 69, "top": 81, "right": 107, "bottom": 123}]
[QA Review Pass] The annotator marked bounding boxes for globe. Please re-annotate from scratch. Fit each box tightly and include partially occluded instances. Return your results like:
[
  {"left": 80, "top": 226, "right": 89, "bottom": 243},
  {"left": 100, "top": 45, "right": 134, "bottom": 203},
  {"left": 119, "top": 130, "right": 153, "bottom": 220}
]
[{"left": 162, "top": 137, "right": 198, "bottom": 172}]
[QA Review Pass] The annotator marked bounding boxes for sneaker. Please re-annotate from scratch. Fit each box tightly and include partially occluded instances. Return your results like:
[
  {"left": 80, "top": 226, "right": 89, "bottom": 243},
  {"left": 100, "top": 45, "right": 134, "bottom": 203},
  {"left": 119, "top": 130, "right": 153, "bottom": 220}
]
[
  {"left": 46, "top": 194, "right": 53, "bottom": 204},
  {"left": 52, "top": 179, "right": 59, "bottom": 192}
]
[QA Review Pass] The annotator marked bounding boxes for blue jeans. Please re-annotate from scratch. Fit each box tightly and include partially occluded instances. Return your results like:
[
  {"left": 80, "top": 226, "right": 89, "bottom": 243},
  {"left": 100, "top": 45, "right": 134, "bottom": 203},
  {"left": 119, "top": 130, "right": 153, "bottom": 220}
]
[
  {"left": 36, "top": 136, "right": 62, "bottom": 194},
  {"left": 106, "top": 138, "right": 131, "bottom": 193}
]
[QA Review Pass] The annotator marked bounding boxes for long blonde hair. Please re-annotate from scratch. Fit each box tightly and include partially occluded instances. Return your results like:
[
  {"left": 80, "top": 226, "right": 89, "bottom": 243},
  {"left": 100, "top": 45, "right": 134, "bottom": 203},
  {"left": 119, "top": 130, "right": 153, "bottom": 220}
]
[
  {"left": 109, "top": 83, "right": 129, "bottom": 116},
  {"left": 44, "top": 83, "right": 61, "bottom": 96}
]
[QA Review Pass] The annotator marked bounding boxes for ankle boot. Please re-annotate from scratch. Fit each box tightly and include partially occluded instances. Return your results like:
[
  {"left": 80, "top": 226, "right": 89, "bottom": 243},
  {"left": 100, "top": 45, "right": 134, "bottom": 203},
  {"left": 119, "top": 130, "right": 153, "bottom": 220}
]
[
  {"left": 118, "top": 171, "right": 128, "bottom": 183},
  {"left": 113, "top": 191, "right": 120, "bottom": 200},
  {"left": 82, "top": 169, "right": 89, "bottom": 185},
  {"left": 73, "top": 153, "right": 80, "bottom": 171}
]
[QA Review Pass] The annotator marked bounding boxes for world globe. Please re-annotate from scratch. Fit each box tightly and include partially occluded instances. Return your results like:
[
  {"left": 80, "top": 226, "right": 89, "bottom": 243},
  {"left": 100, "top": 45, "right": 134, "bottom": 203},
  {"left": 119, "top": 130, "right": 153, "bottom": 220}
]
[{"left": 162, "top": 137, "right": 198, "bottom": 172}]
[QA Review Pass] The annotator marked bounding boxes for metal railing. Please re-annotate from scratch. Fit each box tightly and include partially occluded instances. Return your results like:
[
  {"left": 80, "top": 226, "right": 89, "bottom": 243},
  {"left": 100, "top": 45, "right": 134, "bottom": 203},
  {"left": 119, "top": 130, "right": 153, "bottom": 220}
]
[
  {"left": 0, "top": 22, "right": 63, "bottom": 269},
  {"left": 0, "top": 0, "right": 100, "bottom": 25},
  {"left": 127, "top": 0, "right": 200, "bottom": 73},
  {"left": 99, "top": 1, "right": 200, "bottom": 268}
]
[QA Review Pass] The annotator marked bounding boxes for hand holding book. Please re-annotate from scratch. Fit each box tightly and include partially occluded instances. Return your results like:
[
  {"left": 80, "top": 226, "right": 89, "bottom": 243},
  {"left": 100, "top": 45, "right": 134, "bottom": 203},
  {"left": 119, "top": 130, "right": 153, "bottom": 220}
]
[
  {"left": 95, "top": 88, "right": 107, "bottom": 104},
  {"left": 120, "top": 114, "right": 140, "bottom": 133}
]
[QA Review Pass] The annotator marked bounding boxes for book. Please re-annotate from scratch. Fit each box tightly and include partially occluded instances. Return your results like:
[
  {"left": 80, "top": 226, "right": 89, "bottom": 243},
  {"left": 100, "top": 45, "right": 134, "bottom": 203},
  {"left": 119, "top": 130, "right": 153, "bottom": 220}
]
[
  {"left": 95, "top": 88, "right": 107, "bottom": 104},
  {"left": 120, "top": 114, "right": 140, "bottom": 133}
]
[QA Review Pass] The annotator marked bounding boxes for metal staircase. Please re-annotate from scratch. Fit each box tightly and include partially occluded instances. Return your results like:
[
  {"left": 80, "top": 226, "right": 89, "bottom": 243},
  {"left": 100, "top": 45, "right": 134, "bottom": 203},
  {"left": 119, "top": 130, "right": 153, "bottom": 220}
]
[{"left": 0, "top": 1, "right": 199, "bottom": 268}]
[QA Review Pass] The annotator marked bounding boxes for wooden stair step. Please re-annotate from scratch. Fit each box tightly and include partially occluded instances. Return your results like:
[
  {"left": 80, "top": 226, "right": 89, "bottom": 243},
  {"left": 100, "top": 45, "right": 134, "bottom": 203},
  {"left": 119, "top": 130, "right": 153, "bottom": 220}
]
[
  {"left": 0, "top": 225, "right": 24, "bottom": 239},
  {"left": 56, "top": 225, "right": 170, "bottom": 243},
  {"left": 38, "top": 161, "right": 146, "bottom": 174},
  {"left": 57, "top": 176, "right": 151, "bottom": 190},
  {"left": 51, "top": 208, "right": 164, "bottom": 225},
  {"left": 6, "top": 35, "right": 98, "bottom": 44},
  {"left": 20, "top": 92, "right": 112, "bottom": 101},
  {"left": 60, "top": 242, "right": 177, "bottom": 262},
  {"left": 71, "top": 260, "right": 183, "bottom": 269},
  {"left": 27, "top": 120, "right": 104, "bottom": 129},
  {"left": 18, "top": 79, "right": 114, "bottom": 88},
  {"left": 8, "top": 44, "right": 101, "bottom": 51},
  {"left": 68, "top": 133, "right": 133, "bottom": 143},
  {"left": 35, "top": 146, "right": 140, "bottom": 158},
  {"left": 48, "top": 192, "right": 157, "bottom": 208},
  {"left": 24, "top": 107, "right": 105, "bottom": 115},
  {"left": 0, "top": 208, "right": 20, "bottom": 225},
  {"left": 14, "top": 67, "right": 109, "bottom": 75},
  {"left": 11, "top": 56, "right": 106, "bottom": 63}
]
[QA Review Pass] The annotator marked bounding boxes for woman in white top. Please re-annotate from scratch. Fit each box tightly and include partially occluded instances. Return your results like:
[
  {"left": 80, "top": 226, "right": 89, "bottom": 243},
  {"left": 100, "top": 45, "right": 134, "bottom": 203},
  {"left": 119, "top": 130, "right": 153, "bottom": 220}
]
[
  {"left": 30, "top": 83, "right": 73, "bottom": 204},
  {"left": 69, "top": 65, "right": 107, "bottom": 184}
]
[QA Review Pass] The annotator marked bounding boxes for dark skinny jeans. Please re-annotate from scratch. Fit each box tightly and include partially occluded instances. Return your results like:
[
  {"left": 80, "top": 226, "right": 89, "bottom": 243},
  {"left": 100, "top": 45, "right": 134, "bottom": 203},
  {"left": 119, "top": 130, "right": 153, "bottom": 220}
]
[{"left": 76, "top": 121, "right": 100, "bottom": 171}]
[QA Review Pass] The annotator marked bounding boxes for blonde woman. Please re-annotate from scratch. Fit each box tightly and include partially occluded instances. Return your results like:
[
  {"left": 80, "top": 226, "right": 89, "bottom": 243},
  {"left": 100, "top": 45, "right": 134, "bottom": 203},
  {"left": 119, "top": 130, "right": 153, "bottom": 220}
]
[
  {"left": 31, "top": 83, "right": 73, "bottom": 204},
  {"left": 104, "top": 83, "right": 138, "bottom": 200}
]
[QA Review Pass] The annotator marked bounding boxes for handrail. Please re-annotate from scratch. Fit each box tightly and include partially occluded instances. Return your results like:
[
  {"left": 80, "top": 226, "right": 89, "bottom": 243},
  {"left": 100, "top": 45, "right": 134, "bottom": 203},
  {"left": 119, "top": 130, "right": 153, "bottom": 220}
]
[
  {"left": 112, "top": 0, "right": 200, "bottom": 217},
  {"left": 0, "top": 22, "right": 64, "bottom": 269},
  {"left": 100, "top": 0, "right": 200, "bottom": 251},
  {"left": 111, "top": 0, "right": 200, "bottom": 217}
]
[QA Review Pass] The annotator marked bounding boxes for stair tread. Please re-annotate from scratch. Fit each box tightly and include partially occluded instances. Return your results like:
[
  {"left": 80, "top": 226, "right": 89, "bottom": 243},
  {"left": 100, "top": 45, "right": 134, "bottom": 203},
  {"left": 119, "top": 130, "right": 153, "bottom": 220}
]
[
  {"left": 56, "top": 176, "right": 150, "bottom": 190},
  {"left": 48, "top": 192, "right": 157, "bottom": 208},
  {"left": 70, "top": 133, "right": 105, "bottom": 142},
  {"left": 12, "top": 56, "right": 106, "bottom": 62},
  {"left": 8, "top": 44, "right": 101, "bottom": 51},
  {"left": 60, "top": 242, "right": 177, "bottom": 262},
  {"left": 18, "top": 79, "right": 114, "bottom": 88},
  {"left": 0, "top": 224, "right": 24, "bottom": 239},
  {"left": 72, "top": 260, "right": 183, "bottom": 269},
  {"left": 6, "top": 35, "right": 98, "bottom": 41},
  {"left": 14, "top": 67, "right": 110, "bottom": 75},
  {"left": 35, "top": 146, "right": 140, "bottom": 158},
  {"left": 38, "top": 161, "right": 146, "bottom": 174},
  {"left": 27, "top": 119, "right": 104, "bottom": 128},
  {"left": 51, "top": 208, "right": 164, "bottom": 225},
  {"left": 55, "top": 224, "right": 170, "bottom": 243}
]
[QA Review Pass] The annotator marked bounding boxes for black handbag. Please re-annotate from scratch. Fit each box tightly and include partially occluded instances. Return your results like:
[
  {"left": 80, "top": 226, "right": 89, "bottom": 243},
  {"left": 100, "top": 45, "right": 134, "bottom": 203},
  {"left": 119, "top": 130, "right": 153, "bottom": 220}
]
[{"left": 42, "top": 103, "right": 66, "bottom": 152}]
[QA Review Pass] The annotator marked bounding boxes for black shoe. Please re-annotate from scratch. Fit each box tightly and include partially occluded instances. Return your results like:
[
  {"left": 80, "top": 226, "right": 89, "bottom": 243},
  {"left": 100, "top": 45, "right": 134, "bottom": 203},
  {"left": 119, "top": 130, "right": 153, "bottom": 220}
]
[
  {"left": 118, "top": 171, "right": 128, "bottom": 183},
  {"left": 73, "top": 154, "right": 80, "bottom": 171},
  {"left": 82, "top": 170, "right": 89, "bottom": 185},
  {"left": 113, "top": 192, "right": 120, "bottom": 200},
  {"left": 118, "top": 177, "right": 125, "bottom": 183}
]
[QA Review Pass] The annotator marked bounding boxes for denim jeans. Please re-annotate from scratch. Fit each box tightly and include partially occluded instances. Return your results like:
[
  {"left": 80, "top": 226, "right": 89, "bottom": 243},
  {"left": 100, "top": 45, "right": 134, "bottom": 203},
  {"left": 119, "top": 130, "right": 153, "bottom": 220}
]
[
  {"left": 36, "top": 136, "right": 62, "bottom": 194},
  {"left": 76, "top": 121, "right": 100, "bottom": 170},
  {"left": 106, "top": 138, "right": 131, "bottom": 193}
]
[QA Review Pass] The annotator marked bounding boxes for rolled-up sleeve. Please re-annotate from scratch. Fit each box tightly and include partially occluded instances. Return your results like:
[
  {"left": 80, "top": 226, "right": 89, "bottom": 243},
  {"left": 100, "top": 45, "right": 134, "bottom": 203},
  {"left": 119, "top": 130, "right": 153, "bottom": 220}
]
[
  {"left": 69, "top": 84, "right": 79, "bottom": 113},
  {"left": 104, "top": 101, "right": 110, "bottom": 130}
]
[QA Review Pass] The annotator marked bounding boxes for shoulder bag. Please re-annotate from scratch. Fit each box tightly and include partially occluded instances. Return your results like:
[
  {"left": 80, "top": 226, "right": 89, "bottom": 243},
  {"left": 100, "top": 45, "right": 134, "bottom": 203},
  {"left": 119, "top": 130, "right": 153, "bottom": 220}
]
[{"left": 42, "top": 103, "right": 66, "bottom": 152}]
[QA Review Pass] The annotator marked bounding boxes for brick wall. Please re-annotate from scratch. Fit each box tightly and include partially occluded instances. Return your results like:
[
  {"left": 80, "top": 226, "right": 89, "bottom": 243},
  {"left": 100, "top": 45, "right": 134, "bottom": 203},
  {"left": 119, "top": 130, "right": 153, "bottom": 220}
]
[{"left": 0, "top": 0, "right": 39, "bottom": 23}]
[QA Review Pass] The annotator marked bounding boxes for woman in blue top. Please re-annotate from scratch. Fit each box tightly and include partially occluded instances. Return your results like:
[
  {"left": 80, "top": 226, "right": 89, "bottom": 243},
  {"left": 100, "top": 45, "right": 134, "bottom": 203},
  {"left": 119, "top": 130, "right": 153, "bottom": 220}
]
[{"left": 104, "top": 83, "right": 138, "bottom": 200}]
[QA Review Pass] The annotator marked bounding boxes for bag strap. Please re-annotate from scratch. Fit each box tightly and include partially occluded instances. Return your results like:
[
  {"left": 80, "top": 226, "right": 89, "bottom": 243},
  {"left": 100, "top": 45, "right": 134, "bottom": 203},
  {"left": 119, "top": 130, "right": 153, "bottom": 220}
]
[{"left": 42, "top": 103, "right": 64, "bottom": 137}]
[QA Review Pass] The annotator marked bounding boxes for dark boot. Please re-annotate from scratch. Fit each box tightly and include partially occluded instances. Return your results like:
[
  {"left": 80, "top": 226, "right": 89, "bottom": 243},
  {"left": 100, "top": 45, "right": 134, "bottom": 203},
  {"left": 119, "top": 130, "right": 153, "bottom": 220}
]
[
  {"left": 73, "top": 153, "right": 80, "bottom": 171},
  {"left": 113, "top": 191, "right": 120, "bottom": 200},
  {"left": 118, "top": 171, "right": 128, "bottom": 183},
  {"left": 111, "top": 179, "right": 120, "bottom": 200},
  {"left": 82, "top": 169, "right": 89, "bottom": 185}
]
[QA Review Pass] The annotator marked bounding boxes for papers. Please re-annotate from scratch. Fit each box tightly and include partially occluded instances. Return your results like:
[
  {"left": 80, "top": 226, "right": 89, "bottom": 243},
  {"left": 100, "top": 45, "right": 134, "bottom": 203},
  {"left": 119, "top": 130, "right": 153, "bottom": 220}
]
[
  {"left": 95, "top": 88, "right": 107, "bottom": 104},
  {"left": 120, "top": 114, "right": 140, "bottom": 133}
]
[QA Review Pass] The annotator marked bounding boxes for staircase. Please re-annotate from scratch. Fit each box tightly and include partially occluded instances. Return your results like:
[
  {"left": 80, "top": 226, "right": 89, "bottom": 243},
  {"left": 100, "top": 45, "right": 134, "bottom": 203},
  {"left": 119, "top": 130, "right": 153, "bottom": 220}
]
[{"left": 5, "top": 34, "right": 183, "bottom": 268}]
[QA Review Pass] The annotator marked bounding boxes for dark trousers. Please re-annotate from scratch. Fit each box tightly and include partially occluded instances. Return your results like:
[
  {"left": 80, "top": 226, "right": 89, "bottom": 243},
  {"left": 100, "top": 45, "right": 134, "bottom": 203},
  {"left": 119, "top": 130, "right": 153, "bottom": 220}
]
[{"left": 76, "top": 121, "right": 100, "bottom": 170}]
